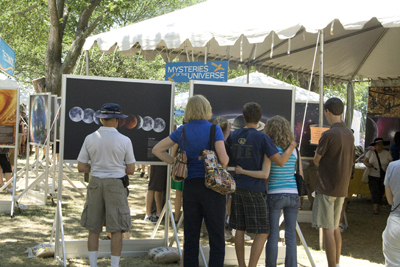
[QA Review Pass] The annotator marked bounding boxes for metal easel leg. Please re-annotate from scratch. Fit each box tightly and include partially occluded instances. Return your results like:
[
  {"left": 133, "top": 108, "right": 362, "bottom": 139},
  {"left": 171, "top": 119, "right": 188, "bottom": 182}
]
[{"left": 296, "top": 222, "right": 316, "bottom": 267}]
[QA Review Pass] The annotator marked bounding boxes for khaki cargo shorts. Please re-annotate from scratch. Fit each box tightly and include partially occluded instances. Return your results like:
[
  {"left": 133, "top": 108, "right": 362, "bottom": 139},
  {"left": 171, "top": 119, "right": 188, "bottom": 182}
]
[
  {"left": 312, "top": 192, "right": 344, "bottom": 230},
  {"left": 81, "top": 176, "right": 131, "bottom": 233}
]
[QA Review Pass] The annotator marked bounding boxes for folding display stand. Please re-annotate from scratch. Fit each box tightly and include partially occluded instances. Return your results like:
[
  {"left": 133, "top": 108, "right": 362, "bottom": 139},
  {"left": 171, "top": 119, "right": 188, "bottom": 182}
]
[{"left": 0, "top": 88, "right": 20, "bottom": 215}]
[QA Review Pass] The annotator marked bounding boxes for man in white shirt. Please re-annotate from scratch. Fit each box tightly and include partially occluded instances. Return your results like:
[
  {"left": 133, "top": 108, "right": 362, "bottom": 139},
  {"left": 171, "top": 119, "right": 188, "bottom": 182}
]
[{"left": 78, "top": 103, "right": 136, "bottom": 267}]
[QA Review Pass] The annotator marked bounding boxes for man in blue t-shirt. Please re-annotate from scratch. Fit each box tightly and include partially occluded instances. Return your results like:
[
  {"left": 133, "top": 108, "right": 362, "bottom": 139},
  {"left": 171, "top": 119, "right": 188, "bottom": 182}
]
[{"left": 227, "top": 102, "right": 296, "bottom": 267}]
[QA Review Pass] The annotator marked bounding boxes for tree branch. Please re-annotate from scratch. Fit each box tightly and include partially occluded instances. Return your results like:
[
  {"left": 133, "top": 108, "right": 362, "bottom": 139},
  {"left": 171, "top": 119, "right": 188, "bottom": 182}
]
[
  {"left": 60, "top": 6, "right": 70, "bottom": 41},
  {"left": 15, "top": 3, "right": 38, "bottom": 16},
  {"left": 47, "top": 0, "right": 59, "bottom": 25},
  {"left": 61, "top": 0, "right": 106, "bottom": 74},
  {"left": 56, "top": 0, "right": 65, "bottom": 21}
]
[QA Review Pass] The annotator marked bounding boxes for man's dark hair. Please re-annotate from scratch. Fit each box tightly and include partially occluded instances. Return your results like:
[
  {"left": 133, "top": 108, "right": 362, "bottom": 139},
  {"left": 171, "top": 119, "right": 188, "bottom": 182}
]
[
  {"left": 324, "top": 97, "right": 344, "bottom": 115},
  {"left": 243, "top": 102, "right": 262, "bottom": 123},
  {"left": 394, "top": 131, "right": 400, "bottom": 145}
]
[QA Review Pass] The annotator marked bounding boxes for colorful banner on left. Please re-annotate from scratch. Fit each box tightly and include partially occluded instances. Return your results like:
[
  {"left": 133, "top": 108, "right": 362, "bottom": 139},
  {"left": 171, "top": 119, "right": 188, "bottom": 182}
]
[
  {"left": 0, "top": 37, "right": 15, "bottom": 76},
  {"left": 0, "top": 89, "right": 17, "bottom": 145}
]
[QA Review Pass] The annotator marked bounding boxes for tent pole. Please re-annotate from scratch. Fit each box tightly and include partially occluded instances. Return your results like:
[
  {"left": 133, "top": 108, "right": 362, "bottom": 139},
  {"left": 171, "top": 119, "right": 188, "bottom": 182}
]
[
  {"left": 319, "top": 30, "right": 324, "bottom": 127},
  {"left": 345, "top": 82, "right": 354, "bottom": 128},
  {"left": 247, "top": 66, "right": 250, "bottom": 84},
  {"left": 85, "top": 50, "right": 90, "bottom": 76}
]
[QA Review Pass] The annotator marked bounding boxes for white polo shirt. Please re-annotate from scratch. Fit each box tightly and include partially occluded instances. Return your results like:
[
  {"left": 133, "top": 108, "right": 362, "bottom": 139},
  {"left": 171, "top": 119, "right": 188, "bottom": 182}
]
[{"left": 77, "top": 127, "right": 136, "bottom": 178}]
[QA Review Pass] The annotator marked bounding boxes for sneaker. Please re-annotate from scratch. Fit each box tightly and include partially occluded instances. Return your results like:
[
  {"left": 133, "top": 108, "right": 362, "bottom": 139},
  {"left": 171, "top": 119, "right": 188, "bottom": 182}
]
[
  {"left": 339, "top": 223, "right": 347, "bottom": 232},
  {"left": 143, "top": 215, "right": 157, "bottom": 223},
  {"left": 231, "top": 229, "right": 251, "bottom": 241},
  {"left": 224, "top": 229, "right": 233, "bottom": 240},
  {"left": 140, "top": 172, "right": 145, "bottom": 178},
  {"left": 244, "top": 234, "right": 251, "bottom": 241},
  {"left": 7, "top": 186, "right": 19, "bottom": 193}
]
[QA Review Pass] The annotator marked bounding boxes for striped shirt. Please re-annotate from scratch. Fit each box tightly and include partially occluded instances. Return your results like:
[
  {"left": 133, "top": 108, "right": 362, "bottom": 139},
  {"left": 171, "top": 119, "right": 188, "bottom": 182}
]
[{"left": 267, "top": 146, "right": 298, "bottom": 194}]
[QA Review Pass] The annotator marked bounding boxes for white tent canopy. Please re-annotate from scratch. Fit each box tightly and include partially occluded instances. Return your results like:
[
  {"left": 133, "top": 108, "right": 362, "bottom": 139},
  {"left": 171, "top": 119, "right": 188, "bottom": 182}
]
[
  {"left": 0, "top": 73, "right": 19, "bottom": 89},
  {"left": 83, "top": 0, "right": 400, "bottom": 83},
  {"left": 228, "top": 72, "right": 327, "bottom": 102}
]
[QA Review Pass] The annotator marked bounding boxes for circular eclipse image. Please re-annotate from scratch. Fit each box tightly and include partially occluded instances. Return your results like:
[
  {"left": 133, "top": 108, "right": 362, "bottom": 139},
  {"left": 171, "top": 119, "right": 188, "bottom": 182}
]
[
  {"left": 125, "top": 115, "right": 138, "bottom": 129},
  {"left": 136, "top": 115, "right": 143, "bottom": 129},
  {"left": 69, "top": 107, "right": 84, "bottom": 122},
  {"left": 94, "top": 110, "right": 101, "bottom": 125},
  {"left": 142, "top": 116, "right": 154, "bottom": 131},
  {"left": 83, "top": 108, "right": 95, "bottom": 124},
  {"left": 153, "top": 118, "right": 166, "bottom": 133}
]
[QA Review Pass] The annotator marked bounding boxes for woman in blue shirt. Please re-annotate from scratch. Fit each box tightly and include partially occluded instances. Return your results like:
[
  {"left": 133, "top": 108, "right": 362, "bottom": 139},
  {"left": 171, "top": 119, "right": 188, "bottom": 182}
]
[{"left": 153, "top": 95, "right": 229, "bottom": 267}]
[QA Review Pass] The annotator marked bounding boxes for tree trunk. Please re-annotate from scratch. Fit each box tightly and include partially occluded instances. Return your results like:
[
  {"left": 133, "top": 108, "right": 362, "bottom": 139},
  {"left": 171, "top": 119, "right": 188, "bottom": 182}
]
[{"left": 45, "top": 0, "right": 63, "bottom": 96}]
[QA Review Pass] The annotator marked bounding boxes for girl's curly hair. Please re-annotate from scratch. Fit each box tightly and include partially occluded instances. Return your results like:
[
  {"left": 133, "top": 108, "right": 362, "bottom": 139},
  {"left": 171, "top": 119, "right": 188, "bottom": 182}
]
[{"left": 263, "top": 115, "right": 294, "bottom": 149}]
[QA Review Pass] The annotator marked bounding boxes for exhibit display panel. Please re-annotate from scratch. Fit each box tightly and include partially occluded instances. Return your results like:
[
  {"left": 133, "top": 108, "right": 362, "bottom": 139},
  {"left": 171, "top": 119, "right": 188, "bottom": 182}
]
[
  {"left": 191, "top": 81, "right": 294, "bottom": 130},
  {"left": 62, "top": 75, "right": 174, "bottom": 163},
  {"left": 0, "top": 88, "right": 18, "bottom": 145},
  {"left": 295, "top": 102, "right": 329, "bottom": 157},
  {"left": 29, "top": 93, "right": 51, "bottom": 145},
  {"left": 366, "top": 86, "right": 400, "bottom": 148}
]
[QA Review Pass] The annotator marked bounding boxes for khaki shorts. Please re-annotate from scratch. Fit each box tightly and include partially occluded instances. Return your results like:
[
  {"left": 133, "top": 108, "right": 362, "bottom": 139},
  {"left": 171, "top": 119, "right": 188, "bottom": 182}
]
[
  {"left": 312, "top": 193, "right": 344, "bottom": 230},
  {"left": 81, "top": 176, "right": 131, "bottom": 233}
]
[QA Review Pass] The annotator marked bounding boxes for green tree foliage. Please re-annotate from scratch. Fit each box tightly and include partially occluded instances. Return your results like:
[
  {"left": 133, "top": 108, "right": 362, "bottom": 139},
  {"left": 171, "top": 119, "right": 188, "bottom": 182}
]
[
  {"left": 87, "top": 48, "right": 165, "bottom": 80},
  {"left": 0, "top": 1, "right": 49, "bottom": 85},
  {"left": 0, "top": 0, "right": 204, "bottom": 94}
]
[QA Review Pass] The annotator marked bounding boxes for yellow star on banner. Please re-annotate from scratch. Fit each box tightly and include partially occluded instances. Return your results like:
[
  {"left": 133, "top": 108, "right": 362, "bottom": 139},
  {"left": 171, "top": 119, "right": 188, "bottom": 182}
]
[
  {"left": 168, "top": 73, "right": 176, "bottom": 81},
  {"left": 212, "top": 62, "right": 225, "bottom": 72}
]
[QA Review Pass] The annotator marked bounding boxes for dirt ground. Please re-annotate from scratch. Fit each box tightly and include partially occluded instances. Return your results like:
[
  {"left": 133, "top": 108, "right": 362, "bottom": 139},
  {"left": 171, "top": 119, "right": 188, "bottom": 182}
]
[{"left": 0, "top": 156, "right": 388, "bottom": 266}]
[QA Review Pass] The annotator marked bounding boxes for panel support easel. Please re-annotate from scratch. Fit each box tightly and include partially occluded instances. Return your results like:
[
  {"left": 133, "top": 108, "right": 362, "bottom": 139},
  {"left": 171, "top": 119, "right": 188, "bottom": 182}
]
[{"left": 279, "top": 212, "right": 316, "bottom": 267}]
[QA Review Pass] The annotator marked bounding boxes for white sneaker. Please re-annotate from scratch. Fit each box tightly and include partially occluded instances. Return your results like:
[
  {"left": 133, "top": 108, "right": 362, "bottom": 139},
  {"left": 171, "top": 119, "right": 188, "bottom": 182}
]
[
  {"left": 7, "top": 186, "right": 19, "bottom": 193},
  {"left": 224, "top": 229, "right": 233, "bottom": 240},
  {"left": 244, "top": 234, "right": 251, "bottom": 241},
  {"left": 231, "top": 229, "right": 251, "bottom": 241}
]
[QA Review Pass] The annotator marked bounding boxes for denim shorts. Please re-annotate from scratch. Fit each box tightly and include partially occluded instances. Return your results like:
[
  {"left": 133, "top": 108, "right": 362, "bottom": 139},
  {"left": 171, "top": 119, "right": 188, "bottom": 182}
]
[{"left": 81, "top": 176, "right": 131, "bottom": 233}]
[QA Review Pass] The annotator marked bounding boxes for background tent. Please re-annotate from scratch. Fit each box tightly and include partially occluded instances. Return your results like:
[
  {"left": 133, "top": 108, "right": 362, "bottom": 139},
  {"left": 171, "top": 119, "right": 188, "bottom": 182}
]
[
  {"left": 83, "top": 0, "right": 400, "bottom": 85},
  {"left": 0, "top": 73, "right": 19, "bottom": 90},
  {"left": 83, "top": 0, "right": 400, "bottom": 128}
]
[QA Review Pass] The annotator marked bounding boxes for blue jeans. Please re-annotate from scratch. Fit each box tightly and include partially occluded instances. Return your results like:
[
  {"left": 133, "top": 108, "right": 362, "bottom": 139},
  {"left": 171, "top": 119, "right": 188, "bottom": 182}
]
[{"left": 266, "top": 193, "right": 299, "bottom": 267}]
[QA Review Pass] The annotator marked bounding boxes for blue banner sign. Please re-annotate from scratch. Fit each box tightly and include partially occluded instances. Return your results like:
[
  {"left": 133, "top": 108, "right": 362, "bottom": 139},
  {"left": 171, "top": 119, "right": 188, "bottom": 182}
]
[
  {"left": 165, "top": 61, "right": 228, "bottom": 83},
  {"left": 174, "top": 110, "right": 185, "bottom": 116},
  {"left": 0, "top": 37, "right": 15, "bottom": 76}
]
